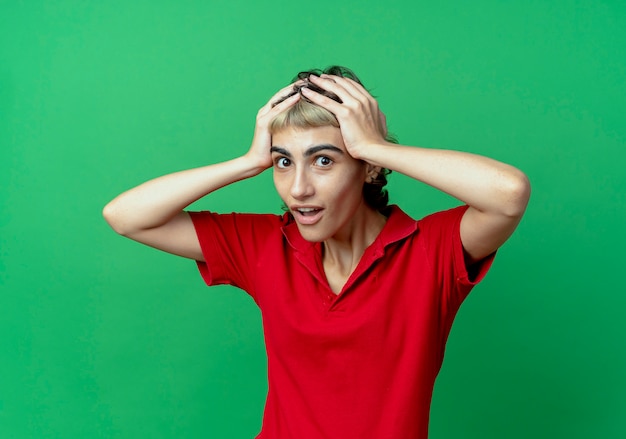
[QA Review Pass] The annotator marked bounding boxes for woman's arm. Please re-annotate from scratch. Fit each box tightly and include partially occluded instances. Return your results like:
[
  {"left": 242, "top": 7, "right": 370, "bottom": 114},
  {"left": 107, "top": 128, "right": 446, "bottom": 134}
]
[
  {"left": 301, "top": 75, "right": 530, "bottom": 263},
  {"left": 102, "top": 85, "right": 301, "bottom": 261},
  {"left": 346, "top": 142, "right": 530, "bottom": 264}
]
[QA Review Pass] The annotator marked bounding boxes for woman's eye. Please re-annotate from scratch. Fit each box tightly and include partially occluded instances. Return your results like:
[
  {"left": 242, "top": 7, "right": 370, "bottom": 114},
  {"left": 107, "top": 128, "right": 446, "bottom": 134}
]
[
  {"left": 315, "top": 156, "right": 333, "bottom": 167},
  {"left": 276, "top": 157, "right": 291, "bottom": 168}
]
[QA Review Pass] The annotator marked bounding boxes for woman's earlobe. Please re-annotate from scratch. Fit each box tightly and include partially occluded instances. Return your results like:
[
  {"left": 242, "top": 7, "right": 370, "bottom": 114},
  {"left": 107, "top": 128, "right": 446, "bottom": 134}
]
[{"left": 366, "top": 165, "right": 382, "bottom": 183}]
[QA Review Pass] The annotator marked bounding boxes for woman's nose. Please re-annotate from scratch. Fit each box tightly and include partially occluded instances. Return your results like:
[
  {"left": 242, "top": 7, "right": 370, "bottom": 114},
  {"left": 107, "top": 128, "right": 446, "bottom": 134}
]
[{"left": 290, "top": 169, "right": 314, "bottom": 199}]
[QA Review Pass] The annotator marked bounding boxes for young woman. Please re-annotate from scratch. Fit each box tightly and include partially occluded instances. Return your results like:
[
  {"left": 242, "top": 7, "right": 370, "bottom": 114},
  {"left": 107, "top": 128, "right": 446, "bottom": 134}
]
[{"left": 103, "top": 66, "right": 530, "bottom": 439}]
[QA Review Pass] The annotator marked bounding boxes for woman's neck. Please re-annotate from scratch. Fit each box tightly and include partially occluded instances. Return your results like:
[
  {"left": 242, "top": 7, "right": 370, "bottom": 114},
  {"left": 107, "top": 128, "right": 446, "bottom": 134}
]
[{"left": 322, "top": 207, "right": 387, "bottom": 293}]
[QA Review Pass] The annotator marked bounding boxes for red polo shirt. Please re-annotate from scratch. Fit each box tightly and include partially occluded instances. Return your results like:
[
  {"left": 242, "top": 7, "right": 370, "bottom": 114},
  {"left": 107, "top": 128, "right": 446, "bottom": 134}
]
[{"left": 190, "top": 205, "right": 494, "bottom": 439}]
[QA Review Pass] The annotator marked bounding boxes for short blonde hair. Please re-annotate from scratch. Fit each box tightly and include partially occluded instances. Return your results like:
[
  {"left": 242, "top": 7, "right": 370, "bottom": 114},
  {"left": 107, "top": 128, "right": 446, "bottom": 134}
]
[
  {"left": 268, "top": 66, "right": 394, "bottom": 212},
  {"left": 269, "top": 98, "right": 339, "bottom": 134}
]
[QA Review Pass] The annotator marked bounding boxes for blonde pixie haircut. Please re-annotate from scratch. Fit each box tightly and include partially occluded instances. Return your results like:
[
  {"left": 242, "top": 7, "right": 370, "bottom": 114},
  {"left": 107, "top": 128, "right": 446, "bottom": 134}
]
[
  {"left": 270, "top": 98, "right": 339, "bottom": 133},
  {"left": 268, "top": 66, "right": 395, "bottom": 213}
]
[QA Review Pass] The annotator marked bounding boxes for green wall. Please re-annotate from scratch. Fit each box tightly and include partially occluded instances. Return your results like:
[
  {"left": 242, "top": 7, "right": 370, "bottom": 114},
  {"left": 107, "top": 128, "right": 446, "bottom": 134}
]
[{"left": 1, "top": 1, "right": 625, "bottom": 437}]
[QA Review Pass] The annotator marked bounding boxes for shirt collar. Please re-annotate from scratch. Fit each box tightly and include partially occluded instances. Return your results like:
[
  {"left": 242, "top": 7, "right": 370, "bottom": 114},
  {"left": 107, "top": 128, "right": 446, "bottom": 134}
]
[{"left": 280, "top": 205, "right": 418, "bottom": 254}]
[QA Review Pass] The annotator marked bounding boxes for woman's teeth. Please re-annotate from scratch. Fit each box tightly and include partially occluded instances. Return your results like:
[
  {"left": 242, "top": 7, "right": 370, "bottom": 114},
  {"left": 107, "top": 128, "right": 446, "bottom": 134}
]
[{"left": 297, "top": 208, "right": 319, "bottom": 216}]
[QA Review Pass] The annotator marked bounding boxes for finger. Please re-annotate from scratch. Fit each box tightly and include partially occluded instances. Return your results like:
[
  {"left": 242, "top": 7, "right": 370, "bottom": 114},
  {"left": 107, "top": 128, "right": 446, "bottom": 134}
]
[
  {"left": 324, "top": 76, "right": 380, "bottom": 116},
  {"left": 269, "top": 80, "right": 305, "bottom": 107},
  {"left": 319, "top": 74, "right": 367, "bottom": 98},
  {"left": 309, "top": 75, "right": 378, "bottom": 119},
  {"left": 378, "top": 109, "right": 388, "bottom": 137},
  {"left": 309, "top": 74, "right": 360, "bottom": 103},
  {"left": 263, "top": 92, "right": 301, "bottom": 119},
  {"left": 258, "top": 82, "right": 303, "bottom": 118},
  {"left": 312, "top": 75, "right": 383, "bottom": 125},
  {"left": 325, "top": 75, "right": 371, "bottom": 97},
  {"left": 315, "top": 74, "right": 374, "bottom": 107},
  {"left": 300, "top": 86, "right": 344, "bottom": 115},
  {"left": 320, "top": 75, "right": 383, "bottom": 128},
  {"left": 271, "top": 91, "right": 301, "bottom": 112}
]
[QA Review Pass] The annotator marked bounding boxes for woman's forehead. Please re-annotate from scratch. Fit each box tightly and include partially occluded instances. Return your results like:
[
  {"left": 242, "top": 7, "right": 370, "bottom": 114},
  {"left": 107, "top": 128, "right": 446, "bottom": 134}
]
[{"left": 272, "top": 126, "right": 345, "bottom": 152}]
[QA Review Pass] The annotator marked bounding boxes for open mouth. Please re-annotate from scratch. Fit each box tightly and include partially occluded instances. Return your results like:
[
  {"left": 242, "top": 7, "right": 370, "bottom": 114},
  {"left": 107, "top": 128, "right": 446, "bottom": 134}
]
[
  {"left": 296, "top": 207, "right": 320, "bottom": 216},
  {"left": 292, "top": 207, "right": 324, "bottom": 225}
]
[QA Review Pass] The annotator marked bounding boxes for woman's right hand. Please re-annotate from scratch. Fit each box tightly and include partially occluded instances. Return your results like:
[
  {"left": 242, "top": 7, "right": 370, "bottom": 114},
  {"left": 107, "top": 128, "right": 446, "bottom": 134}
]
[
  {"left": 246, "top": 82, "right": 302, "bottom": 170},
  {"left": 103, "top": 81, "right": 302, "bottom": 262}
]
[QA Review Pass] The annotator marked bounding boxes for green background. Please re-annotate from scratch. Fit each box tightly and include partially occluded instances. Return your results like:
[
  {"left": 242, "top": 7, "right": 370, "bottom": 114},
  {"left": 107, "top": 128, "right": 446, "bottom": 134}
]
[{"left": 1, "top": 1, "right": 625, "bottom": 438}]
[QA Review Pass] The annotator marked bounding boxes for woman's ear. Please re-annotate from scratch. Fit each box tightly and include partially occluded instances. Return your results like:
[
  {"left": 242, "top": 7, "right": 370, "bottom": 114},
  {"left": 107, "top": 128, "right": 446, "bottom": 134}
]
[{"left": 365, "top": 164, "right": 382, "bottom": 183}]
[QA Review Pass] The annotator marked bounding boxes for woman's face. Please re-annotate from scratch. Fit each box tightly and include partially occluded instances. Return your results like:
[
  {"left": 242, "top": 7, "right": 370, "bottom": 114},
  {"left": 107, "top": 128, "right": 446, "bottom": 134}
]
[{"left": 271, "top": 125, "right": 369, "bottom": 242}]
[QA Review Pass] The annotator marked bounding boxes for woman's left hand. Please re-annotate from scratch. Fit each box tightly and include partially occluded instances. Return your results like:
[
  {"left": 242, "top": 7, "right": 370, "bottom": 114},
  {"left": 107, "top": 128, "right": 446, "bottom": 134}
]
[{"left": 302, "top": 74, "right": 388, "bottom": 160}]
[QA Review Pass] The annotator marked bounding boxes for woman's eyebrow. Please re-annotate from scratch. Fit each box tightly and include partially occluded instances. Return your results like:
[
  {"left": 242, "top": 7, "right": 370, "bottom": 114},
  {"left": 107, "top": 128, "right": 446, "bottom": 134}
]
[
  {"left": 270, "top": 144, "right": 344, "bottom": 158},
  {"left": 270, "top": 146, "right": 291, "bottom": 157},
  {"left": 304, "top": 145, "right": 344, "bottom": 157}
]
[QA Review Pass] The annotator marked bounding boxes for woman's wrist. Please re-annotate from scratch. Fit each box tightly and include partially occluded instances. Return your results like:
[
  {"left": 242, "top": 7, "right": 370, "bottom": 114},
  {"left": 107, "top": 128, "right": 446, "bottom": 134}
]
[
  {"left": 239, "top": 152, "right": 271, "bottom": 178},
  {"left": 350, "top": 140, "right": 393, "bottom": 166}
]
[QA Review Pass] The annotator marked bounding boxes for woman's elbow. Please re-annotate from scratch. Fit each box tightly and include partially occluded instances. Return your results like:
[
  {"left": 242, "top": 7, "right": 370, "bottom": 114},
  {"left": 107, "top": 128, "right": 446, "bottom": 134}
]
[
  {"left": 102, "top": 201, "right": 130, "bottom": 236},
  {"left": 502, "top": 170, "right": 531, "bottom": 218}
]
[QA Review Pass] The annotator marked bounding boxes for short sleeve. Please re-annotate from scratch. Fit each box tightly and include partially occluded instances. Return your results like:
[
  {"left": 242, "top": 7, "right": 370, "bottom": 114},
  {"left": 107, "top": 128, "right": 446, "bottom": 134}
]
[
  {"left": 188, "top": 211, "right": 282, "bottom": 299},
  {"left": 418, "top": 205, "right": 496, "bottom": 313}
]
